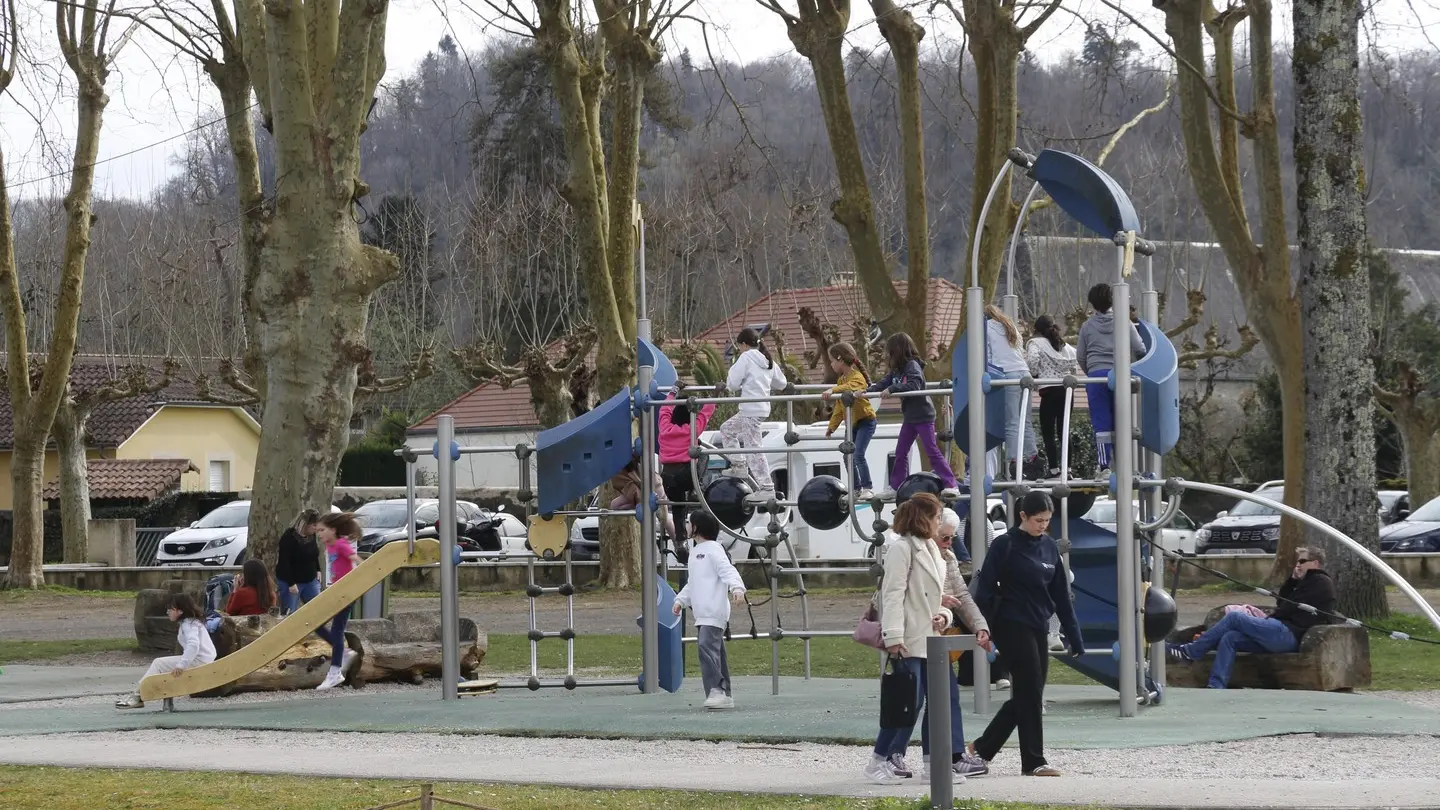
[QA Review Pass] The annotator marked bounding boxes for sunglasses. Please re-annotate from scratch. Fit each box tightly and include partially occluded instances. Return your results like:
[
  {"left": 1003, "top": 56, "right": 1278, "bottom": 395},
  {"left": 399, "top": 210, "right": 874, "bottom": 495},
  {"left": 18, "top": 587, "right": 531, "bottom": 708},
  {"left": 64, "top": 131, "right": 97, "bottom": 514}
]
[
  {"left": 939, "top": 533, "right": 957, "bottom": 543},
  {"left": 1295, "top": 557, "right": 1314, "bottom": 564}
]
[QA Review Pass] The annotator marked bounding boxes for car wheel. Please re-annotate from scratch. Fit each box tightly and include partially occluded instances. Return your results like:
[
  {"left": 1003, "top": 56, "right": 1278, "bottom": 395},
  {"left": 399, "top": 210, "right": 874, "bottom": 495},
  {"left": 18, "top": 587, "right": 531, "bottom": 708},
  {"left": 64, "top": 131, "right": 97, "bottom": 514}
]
[{"left": 233, "top": 550, "right": 247, "bottom": 566}]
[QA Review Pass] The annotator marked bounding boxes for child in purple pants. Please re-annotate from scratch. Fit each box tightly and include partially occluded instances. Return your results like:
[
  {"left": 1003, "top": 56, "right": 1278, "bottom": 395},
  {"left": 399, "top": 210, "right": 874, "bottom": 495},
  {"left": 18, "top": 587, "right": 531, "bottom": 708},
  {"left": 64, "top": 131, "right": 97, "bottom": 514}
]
[{"left": 869, "top": 333, "right": 958, "bottom": 494}]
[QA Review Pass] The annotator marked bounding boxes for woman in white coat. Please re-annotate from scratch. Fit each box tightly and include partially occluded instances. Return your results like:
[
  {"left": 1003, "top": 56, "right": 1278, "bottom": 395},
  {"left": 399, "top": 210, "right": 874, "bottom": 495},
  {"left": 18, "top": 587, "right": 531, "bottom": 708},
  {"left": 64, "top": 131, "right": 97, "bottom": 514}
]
[{"left": 865, "top": 492, "right": 960, "bottom": 785}]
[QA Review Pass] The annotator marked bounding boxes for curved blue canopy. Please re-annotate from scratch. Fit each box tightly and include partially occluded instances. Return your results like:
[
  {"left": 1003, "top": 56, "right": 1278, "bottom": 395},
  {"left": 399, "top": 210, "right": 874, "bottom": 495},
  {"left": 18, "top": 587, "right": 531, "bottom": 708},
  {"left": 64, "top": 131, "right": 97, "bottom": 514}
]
[{"left": 1028, "top": 149, "right": 1142, "bottom": 238}]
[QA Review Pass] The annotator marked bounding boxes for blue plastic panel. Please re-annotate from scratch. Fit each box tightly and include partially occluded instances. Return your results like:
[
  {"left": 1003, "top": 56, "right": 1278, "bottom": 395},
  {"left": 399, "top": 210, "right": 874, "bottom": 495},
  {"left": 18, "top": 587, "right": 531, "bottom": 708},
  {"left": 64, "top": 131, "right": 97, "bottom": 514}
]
[
  {"left": 636, "top": 574, "right": 684, "bottom": 693},
  {"left": 950, "top": 323, "right": 1007, "bottom": 456},
  {"left": 1132, "top": 320, "right": 1179, "bottom": 456},
  {"left": 536, "top": 387, "right": 634, "bottom": 515},
  {"left": 1028, "top": 149, "right": 1142, "bottom": 239},
  {"left": 637, "top": 338, "right": 677, "bottom": 395},
  {"left": 1056, "top": 518, "right": 1157, "bottom": 694}
]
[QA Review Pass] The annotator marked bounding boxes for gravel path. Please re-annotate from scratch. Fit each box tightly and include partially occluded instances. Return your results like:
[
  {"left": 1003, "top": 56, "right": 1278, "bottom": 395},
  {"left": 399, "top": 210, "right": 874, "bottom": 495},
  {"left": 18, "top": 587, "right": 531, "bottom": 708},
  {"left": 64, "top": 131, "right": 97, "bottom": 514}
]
[{"left": 1, "top": 728, "right": 1436, "bottom": 808}]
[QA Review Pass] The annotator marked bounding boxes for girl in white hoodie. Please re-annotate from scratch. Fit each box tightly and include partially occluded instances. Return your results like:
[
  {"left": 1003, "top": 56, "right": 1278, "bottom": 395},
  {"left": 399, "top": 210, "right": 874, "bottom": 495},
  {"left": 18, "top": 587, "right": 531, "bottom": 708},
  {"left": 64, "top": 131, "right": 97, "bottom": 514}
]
[
  {"left": 719, "top": 327, "right": 789, "bottom": 490},
  {"left": 116, "top": 593, "right": 216, "bottom": 709},
  {"left": 672, "top": 511, "right": 746, "bottom": 709}
]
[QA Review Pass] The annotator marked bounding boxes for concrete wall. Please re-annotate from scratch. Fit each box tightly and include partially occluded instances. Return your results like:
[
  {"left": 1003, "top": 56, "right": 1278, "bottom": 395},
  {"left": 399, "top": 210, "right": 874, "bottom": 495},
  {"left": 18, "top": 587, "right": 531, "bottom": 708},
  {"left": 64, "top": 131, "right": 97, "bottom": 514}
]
[
  {"left": 86, "top": 519, "right": 136, "bottom": 567},
  {"left": 28, "top": 553, "right": 1440, "bottom": 594},
  {"left": 119, "top": 406, "right": 260, "bottom": 493},
  {"left": 403, "top": 431, "right": 537, "bottom": 489}
]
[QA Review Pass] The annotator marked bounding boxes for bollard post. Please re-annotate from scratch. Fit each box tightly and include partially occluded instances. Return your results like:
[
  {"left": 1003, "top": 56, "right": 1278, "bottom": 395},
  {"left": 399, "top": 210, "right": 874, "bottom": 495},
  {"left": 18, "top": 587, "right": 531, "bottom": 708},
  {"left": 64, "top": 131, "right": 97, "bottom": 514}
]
[
  {"left": 639, "top": 362, "right": 658, "bottom": 694},
  {"left": 1113, "top": 266, "right": 1138, "bottom": 718},
  {"left": 437, "top": 415, "right": 459, "bottom": 701}
]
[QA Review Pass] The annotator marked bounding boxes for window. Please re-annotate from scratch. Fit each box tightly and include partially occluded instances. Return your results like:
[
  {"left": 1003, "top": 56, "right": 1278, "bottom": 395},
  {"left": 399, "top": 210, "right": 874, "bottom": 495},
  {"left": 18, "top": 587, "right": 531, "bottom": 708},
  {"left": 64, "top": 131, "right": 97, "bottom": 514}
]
[
  {"left": 208, "top": 460, "right": 230, "bottom": 492},
  {"left": 813, "top": 462, "right": 842, "bottom": 480},
  {"left": 1174, "top": 512, "right": 1195, "bottom": 530}
]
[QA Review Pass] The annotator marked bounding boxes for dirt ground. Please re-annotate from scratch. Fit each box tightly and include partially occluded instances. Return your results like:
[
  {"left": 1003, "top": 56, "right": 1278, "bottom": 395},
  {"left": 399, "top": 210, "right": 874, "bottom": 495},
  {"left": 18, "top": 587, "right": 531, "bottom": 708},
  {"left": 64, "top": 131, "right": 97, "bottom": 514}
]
[{"left": 4, "top": 587, "right": 1439, "bottom": 667}]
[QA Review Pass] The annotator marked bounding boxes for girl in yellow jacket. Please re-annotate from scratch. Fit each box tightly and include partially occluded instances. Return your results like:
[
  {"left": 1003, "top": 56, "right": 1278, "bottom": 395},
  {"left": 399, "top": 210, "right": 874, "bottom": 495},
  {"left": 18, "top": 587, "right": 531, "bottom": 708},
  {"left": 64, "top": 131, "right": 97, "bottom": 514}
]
[{"left": 821, "top": 342, "right": 877, "bottom": 499}]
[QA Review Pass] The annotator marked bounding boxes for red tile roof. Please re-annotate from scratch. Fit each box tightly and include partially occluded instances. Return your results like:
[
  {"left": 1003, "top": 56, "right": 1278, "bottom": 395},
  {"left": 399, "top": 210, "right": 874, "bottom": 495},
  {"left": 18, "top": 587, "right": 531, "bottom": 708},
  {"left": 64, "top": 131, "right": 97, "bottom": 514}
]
[
  {"left": 410, "top": 280, "right": 968, "bottom": 433},
  {"left": 42, "top": 458, "right": 198, "bottom": 501}
]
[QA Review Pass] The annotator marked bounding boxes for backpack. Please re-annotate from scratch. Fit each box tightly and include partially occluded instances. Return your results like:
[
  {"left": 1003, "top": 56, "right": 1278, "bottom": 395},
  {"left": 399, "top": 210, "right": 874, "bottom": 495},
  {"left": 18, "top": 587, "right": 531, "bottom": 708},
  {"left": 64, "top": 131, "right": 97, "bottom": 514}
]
[{"left": 204, "top": 574, "right": 236, "bottom": 614}]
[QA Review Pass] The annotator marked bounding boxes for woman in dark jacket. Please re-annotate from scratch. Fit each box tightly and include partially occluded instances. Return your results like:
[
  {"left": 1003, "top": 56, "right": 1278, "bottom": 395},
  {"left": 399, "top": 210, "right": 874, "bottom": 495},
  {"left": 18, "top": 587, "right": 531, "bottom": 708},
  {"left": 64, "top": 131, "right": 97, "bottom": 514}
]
[
  {"left": 274, "top": 509, "right": 322, "bottom": 615},
  {"left": 969, "top": 491, "right": 1084, "bottom": 777}
]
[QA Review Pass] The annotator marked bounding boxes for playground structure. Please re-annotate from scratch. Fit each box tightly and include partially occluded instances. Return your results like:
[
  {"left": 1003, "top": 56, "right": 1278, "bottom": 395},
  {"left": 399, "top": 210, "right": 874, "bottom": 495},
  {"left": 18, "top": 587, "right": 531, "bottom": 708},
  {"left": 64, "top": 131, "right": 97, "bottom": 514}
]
[{"left": 137, "top": 148, "right": 1440, "bottom": 724}]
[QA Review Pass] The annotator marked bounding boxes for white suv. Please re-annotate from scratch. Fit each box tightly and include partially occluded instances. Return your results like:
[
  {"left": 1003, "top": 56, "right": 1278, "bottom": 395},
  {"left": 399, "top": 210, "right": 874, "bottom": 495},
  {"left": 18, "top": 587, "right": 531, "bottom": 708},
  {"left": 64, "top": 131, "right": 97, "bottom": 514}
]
[{"left": 155, "top": 500, "right": 339, "bottom": 567}]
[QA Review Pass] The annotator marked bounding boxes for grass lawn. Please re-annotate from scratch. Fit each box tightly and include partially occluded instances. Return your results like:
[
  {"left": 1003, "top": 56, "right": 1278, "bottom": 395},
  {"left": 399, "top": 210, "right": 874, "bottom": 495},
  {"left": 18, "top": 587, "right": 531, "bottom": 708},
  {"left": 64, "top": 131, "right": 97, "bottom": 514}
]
[
  {"left": 0, "top": 585, "right": 136, "bottom": 602},
  {"left": 0, "top": 639, "right": 136, "bottom": 665},
  {"left": 0, "top": 766, "right": 1090, "bottom": 810}
]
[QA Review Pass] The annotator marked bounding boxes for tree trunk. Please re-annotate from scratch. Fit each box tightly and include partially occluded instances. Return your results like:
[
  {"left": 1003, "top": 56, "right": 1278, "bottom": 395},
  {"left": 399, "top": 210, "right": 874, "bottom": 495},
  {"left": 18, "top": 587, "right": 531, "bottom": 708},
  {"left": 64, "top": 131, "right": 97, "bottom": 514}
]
[
  {"left": 1293, "top": 0, "right": 1384, "bottom": 618},
  {"left": 873, "top": 0, "right": 929, "bottom": 339},
  {"left": 786, "top": 4, "right": 908, "bottom": 337},
  {"left": 1385, "top": 397, "right": 1440, "bottom": 508},
  {"left": 597, "top": 509, "right": 642, "bottom": 590},
  {"left": 6, "top": 441, "right": 47, "bottom": 586},
  {"left": 54, "top": 403, "right": 92, "bottom": 564},
  {"left": 960, "top": 2, "right": 1021, "bottom": 299},
  {"left": 606, "top": 54, "right": 646, "bottom": 345}
]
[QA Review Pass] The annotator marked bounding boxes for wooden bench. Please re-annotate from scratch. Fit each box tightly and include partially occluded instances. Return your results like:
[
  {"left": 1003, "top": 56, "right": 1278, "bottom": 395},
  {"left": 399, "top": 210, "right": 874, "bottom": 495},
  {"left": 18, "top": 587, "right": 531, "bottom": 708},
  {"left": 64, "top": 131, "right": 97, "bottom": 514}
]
[{"left": 1165, "top": 606, "right": 1371, "bottom": 692}]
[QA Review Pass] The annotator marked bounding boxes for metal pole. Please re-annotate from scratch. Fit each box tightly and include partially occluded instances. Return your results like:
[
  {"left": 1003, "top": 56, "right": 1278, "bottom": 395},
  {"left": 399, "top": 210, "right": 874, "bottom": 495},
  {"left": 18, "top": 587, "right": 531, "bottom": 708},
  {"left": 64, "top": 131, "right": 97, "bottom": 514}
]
[
  {"left": 1004, "top": 183, "right": 1041, "bottom": 311},
  {"left": 926, "top": 638, "right": 953, "bottom": 810},
  {"left": 965, "top": 286, "right": 991, "bottom": 708},
  {"left": 636, "top": 203, "right": 651, "bottom": 343},
  {"left": 1141, "top": 254, "right": 1165, "bottom": 692},
  {"left": 639, "top": 361, "right": 659, "bottom": 695},
  {"left": 437, "top": 415, "right": 460, "bottom": 701},
  {"left": 1113, "top": 258, "right": 1138, "bottom": 718},
  {"left": 405, "top": 456, "right": 417, "bottom": 556}
]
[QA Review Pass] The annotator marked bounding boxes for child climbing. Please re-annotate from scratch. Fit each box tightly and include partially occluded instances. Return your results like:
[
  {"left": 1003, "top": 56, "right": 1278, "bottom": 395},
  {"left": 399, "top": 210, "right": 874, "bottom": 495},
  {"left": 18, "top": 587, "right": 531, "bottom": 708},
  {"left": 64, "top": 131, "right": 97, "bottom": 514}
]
[
  {"left": 1025, "top": 314, "right": 1080, "bottom": 478},
  {"left": 821, "top": 342, "right": 877, "bottom": 500},
  {"left": 672, "top": 511, "right": 746, "bottom": 710},
  {"left": 1076, "top": 283, "right": 1145, "bottom": 475},
  {"left": 719, "top": 326, "right": 789, "bottom": 491},
  {"left": 869, "top": 333, "right": 958, "bottom": 497},
  {"left": 984, "top": 305, "right": 1041, "bottom": 480},
  {"left": 116, "top": 593, "right": 215, "bottom": 709},
  {"left": 659, "top": 384, "right": 717, "bottom": 554},
  {"left": 314, "top": 512, "right": 364, "bottom": 691}
]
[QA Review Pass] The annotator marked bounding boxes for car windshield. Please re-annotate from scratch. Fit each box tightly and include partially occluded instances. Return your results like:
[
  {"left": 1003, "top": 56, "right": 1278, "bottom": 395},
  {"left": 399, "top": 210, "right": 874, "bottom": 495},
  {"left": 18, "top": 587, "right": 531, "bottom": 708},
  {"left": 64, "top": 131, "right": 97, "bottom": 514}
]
[
  {"left": 1090, "top": 501, "right": 1116, "bottom": 523},
  {"left": 1379, "top": 492, "right": 1403, "bottom": 509},
  {"left": 355, "top": 503, "right": 414, "bottom": 528},
  {"left": 1408, "top": 496, "right": 1440, "bottom": 522},
  {"left": 1230, "top": 490, "right": 1283, "bottom": 517},
  {"left": 195, "top": 502, "right": 250, "bottom": 529}
]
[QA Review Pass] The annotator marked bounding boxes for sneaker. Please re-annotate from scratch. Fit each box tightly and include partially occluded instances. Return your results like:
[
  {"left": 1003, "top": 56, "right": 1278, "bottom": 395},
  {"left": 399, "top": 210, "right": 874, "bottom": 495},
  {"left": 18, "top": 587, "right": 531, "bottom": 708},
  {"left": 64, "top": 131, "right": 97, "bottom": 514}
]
[
  {"left": 341, "top": 648, "right": 358, "bottom": 675},
  {"left": 995, "top": 678, "right": 1011, "bottom": 690},
  {"left": 316, "top": 667, "right": 345, "bottom": 690},
  {"left": 954, "top": 753, "right": 989, "bottom": 778},
  {"left": 939, "top": 487, "right": 961, "bottom": 501},
  {"left": 855, "top": 488, "right": 874, "bottom": 501},
  {"left": 1166, "top": 643, "right": 1193, "bottom": 663},
  {"left": 115, "top": 693, "right": 144, "bottom": 710},
  {"left": 886, "top": 753, "right": 913, "bottom": 779},
  {"left": 1028, "top": 765, "right": 1062, "bottom": 777},
  {"left": 1048, "top": 633, "right": 1066, "bottom": 652},
  {"left": 877, "top": 488, "right": 897, "bottom": 501},
  {"left": 921, "top": 757, "right": 967, "bottom": 783},
  {"left": 864, "top": 754, "right": 903, "bottom": 785},
  {"left": 703, "top": 688, "right": 733, "bottom": 710}
]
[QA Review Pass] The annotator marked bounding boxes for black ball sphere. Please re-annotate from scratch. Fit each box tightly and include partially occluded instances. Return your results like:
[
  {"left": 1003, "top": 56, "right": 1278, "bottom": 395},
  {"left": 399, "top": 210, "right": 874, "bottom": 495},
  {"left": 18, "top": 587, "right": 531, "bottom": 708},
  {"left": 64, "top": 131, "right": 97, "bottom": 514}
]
[
  {"left": 1064, "top": 489, "right": 1097, "bottom": 518},
  {"left": 703, "top": 476, "right": 756, "bottom": 529},
  {"left": 797, "top": 474, "right": 848, "bottom": 531},
  {"left": 895, "top": 471, "right": 944, "bottom": 504},
  {"left": 1143, "top": 583, "right": 1179, "bottom": 644}
]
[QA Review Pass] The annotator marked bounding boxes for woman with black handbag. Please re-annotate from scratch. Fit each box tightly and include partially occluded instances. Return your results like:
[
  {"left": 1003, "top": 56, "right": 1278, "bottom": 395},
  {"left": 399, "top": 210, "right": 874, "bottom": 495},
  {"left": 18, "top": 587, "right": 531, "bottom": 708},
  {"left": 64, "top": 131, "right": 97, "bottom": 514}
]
[
  {"left": 969, "top": 491, "right": 1084, "bottom": 777},
  {"left": 866, "top": 493, "right": 964, "bottom": 786}
]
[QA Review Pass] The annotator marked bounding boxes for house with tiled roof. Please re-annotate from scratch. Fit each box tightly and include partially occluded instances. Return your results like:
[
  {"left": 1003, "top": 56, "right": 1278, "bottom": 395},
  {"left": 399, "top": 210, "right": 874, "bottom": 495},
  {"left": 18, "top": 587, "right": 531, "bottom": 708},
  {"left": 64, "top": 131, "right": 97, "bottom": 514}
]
[
  {"left": 0, "top": 357, "right": 262, "bottom": 510},
  {"left": 403, "top": 279, "right": 974, "bottom": 489}
]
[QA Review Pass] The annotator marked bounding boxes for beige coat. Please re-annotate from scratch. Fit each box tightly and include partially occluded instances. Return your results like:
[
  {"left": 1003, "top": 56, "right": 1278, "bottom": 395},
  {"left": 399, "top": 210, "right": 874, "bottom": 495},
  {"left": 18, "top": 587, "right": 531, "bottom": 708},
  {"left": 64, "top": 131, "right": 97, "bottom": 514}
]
[
  {"left": 940, "top": 549, "right": 988, "bottom": 635},
  {"left": 879, "top": 535, "right": 953, "bottom": 658}
]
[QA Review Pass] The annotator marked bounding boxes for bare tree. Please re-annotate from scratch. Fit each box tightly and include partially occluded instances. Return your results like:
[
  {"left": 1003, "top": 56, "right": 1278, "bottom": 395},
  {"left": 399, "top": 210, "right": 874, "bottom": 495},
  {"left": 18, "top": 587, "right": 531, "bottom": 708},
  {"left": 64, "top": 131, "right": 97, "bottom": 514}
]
[
  {"left": 1375, "top": 366, "right": 1440, "bottom": 510},
  {"left": 0, "top": 0, "right": 126, "bottom": 587}
]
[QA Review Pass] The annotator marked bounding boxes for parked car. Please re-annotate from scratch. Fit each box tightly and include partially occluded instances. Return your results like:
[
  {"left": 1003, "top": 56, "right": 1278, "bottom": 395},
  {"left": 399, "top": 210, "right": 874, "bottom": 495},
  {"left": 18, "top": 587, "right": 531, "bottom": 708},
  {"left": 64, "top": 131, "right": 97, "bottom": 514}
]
[
  {"left": 155, "top": 500, "right": 340, "bottom": 567},
  {"left": 1194, "top": 487, "right": 1284, "bottom": 554},
  {"left": 1378, "top": 490, "right": 1410, "bottom": 526},
  {"left": 1380, "top": 494, "right": 1440, "bottom": 553},
  {"left": 1086, "top": 497, "right": 1199, "bottom": 556},
  {"left": 355, "top": 499, "right": 528, "bottom": 555}
]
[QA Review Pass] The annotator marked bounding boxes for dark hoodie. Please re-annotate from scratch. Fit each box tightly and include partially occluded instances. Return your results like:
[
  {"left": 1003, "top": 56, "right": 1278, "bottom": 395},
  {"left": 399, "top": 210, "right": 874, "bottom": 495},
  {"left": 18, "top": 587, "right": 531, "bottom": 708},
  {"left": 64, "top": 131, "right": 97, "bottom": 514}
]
[
  {"left": 971, "top": 526, "right": 1084, "bottom": 652},
  {"left": 868, "top": 358, "right": 936, "bottom": 424},
  {"left": 1270, "top": 568, "right": 1337, "bottom": 641}
]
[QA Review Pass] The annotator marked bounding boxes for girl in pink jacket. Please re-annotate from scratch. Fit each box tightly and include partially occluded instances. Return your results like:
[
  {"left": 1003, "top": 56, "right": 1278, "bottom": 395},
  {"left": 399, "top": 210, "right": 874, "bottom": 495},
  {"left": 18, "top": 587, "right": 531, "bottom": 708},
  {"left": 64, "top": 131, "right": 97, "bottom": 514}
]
[{"left": 659, "top": 387, "right": 716, "bottom": 559}]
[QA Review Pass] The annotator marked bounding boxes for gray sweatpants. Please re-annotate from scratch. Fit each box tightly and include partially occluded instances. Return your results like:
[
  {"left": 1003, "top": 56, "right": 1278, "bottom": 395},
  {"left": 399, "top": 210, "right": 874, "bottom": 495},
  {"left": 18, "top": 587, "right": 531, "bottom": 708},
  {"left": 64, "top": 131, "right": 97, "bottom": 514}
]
[{"left": 697, "top": 625, "right": 731, "bottom": 696}]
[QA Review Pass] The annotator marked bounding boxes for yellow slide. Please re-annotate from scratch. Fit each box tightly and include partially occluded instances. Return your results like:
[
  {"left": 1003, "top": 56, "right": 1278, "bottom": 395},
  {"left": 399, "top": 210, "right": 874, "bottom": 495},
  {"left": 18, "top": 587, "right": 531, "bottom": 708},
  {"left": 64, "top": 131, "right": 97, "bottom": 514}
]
[{"left": 140, "top": 538, "right": 442, "bottom": 702}]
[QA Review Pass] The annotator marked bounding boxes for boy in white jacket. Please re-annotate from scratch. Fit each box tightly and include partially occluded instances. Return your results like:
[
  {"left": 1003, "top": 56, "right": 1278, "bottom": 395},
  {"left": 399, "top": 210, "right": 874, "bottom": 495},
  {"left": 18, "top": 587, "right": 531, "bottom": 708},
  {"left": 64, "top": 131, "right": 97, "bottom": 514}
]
[{"left": 672, "top": 511, "right": 746, "bottom": 709}]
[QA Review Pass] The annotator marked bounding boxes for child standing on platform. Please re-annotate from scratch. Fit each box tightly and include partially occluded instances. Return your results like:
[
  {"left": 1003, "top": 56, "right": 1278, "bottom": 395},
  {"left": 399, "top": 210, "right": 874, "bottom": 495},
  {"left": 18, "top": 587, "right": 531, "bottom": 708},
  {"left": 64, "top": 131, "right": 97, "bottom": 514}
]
[
  {"left": 984, "top": 305, "right": 1041, "bottom": 480},
  {"left": 719, "top": 327, "right": 790, "bottom": 491},
  {"left": 1025, "top": 315, "right": 1079, "bottom": 478},
  {"left": 672, "top": 511, "right": 746, "bottom": 710},
  {"left": 822, "top": 342, "right": 877, "bottom": 500},
  {"left": 314, "top": 512, "right": 363, "bottom": 691},
  {"left": 869, "top": 333, "right": 958, "bottom": 497},
  {"left": 1075, "top": 283, "right": 1144, "bottom": 475}
]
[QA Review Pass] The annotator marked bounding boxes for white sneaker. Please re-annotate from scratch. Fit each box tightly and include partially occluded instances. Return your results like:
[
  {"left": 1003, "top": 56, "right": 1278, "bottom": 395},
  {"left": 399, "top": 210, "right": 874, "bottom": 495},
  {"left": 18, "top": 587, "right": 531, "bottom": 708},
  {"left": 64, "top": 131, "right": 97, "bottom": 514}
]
[
  {"left": 864, "top": 754, "right": 903, "bottom": 785},
  {"left": 1048, "top": 634, "right": 1065, "bottom": 652},
  {"left": 939, "top": 487, "right": 961, "bottom": 501},
  {"left": 995, "top": 678, "right": 1011, "bottom": 690},
  {"left": 316, "top": 667, "right": 345, "bottom": 690},
  {"left": 921, "top": 757, "right": 968, "bottom": 783},
  {"left": 341, "top": 648, "right": 358, "bottom": 674},
  {"left": 115, "top": 693, "right": 144, "bottom": 710},
  {"left": 703, "top": 688, "right": 733, "bottom": 709},
  {"left": 855, "top": 488, "right": 874, "bottom": 501},
  {"left": 878, "top": 488, "right": 897, "bottom": 501}
]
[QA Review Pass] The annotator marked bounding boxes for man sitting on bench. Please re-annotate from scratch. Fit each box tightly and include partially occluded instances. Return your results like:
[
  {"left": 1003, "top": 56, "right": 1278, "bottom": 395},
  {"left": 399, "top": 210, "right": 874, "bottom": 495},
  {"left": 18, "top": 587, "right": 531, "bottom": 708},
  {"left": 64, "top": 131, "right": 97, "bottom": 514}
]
[{"left": 1167, "top": 546, "right": 1337, "bottom": 688}]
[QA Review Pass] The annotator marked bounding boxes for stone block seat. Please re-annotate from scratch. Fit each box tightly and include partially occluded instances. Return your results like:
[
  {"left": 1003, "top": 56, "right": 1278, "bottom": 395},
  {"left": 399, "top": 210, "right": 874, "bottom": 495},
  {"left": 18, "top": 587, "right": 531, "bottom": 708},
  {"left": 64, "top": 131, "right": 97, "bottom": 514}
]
[{"left": 1165, "top": 606, "right": 1371, "bottom": 692}]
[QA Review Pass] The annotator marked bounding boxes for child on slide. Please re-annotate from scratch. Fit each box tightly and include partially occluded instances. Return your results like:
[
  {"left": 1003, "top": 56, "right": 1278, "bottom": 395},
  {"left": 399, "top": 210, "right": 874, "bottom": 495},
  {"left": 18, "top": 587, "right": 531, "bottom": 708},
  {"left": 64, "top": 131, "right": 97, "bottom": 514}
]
[
  {"left": 116, "top": 593, "right": 215, "bottom": 709},
  {"left": 314, "top": 512, "right": 364, "bottom": 690}
]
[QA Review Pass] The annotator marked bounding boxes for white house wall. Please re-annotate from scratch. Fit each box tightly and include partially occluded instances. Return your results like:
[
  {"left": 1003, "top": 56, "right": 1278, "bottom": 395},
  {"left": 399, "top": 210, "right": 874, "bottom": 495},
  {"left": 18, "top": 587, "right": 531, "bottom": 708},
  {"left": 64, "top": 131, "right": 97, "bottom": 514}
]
[{"left": 403, "top": 430, "right": 538, "bottom": 489}]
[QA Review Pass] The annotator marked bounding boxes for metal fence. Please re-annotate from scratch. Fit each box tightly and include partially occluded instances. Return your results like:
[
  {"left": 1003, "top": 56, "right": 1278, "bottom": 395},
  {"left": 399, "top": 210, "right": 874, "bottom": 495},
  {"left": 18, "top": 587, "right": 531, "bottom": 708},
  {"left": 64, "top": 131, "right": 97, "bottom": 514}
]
[{"left": 135, "top": 527, "right": 178, "bottom": 567}]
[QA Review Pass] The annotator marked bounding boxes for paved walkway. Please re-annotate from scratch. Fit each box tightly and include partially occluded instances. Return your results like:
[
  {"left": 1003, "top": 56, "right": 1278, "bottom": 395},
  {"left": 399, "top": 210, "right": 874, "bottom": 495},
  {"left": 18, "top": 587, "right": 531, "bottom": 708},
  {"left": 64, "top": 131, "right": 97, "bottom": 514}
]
[{"left": 0, "top": 666, "right": 139, "bottom": 703}]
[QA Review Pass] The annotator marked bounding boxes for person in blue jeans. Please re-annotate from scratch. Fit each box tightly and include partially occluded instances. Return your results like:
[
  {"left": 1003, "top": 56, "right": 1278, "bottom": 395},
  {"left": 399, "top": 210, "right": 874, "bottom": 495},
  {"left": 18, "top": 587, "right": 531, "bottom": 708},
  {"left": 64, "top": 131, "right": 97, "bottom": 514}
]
[
  {"left": 1168, "top": 547, "right": 1336, "bottom": 688},
  {"left": 274, "top": 509, "right": 322, "bottom": 615}
]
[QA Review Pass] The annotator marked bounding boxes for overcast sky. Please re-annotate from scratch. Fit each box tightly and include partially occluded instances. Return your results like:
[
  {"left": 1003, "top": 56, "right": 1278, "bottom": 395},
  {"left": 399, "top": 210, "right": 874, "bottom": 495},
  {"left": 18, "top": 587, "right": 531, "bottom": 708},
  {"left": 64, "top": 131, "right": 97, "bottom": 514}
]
[{"left": 1, "top": 0, "right": 1436, "bottom": 201}]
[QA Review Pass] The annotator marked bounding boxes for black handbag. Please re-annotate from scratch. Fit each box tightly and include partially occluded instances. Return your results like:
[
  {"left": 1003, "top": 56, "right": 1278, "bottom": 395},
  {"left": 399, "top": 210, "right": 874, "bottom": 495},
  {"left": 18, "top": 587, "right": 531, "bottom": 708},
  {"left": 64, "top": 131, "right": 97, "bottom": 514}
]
[{"left": 879, "top": 655, "right": 918, "bottom": 729}]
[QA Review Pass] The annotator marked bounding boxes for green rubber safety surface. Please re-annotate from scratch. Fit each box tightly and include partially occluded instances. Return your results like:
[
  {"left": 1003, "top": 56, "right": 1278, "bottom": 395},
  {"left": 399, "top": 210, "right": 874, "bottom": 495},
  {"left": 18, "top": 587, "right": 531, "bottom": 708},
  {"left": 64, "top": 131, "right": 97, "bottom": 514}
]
[{"left": 1, "top": 672, "right": 1437, "bottom": 748}]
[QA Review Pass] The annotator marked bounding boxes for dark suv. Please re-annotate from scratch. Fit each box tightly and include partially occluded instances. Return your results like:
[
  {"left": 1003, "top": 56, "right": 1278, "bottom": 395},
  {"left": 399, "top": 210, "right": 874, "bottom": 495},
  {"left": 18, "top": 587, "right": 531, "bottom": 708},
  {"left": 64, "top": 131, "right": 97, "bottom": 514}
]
[{"left": 1195, "top": 488, "right": 1283, "bottom": 554}]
